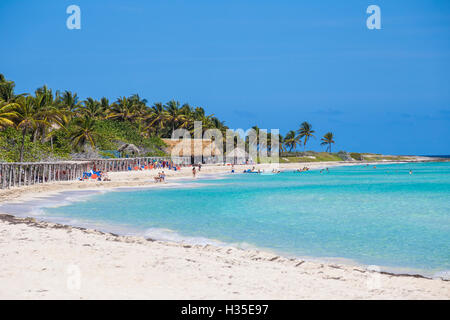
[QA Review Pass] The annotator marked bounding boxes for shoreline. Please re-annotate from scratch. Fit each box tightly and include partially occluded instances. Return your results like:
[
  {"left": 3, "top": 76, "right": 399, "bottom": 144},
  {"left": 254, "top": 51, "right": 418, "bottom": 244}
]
[
  {"left": 0, "top": 159, "right": 436, "bottom": 203},
  {"left": 1, "top": 160, "right": 449, "bottom": 299},
  {"left": 1, "top": 212, "right": 448, "bottom": 299},
  {"left": 1, "top": 176, "right": 446, "bottom": 280}
]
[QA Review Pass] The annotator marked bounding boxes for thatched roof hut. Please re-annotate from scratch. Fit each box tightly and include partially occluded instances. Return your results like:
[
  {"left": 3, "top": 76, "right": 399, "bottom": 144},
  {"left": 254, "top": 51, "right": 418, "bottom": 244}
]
[
  {"left": 118, "top": 143, "right": 140, "bottom": 155},
  {"left": 225, "top": 147, "right": 252, "bottom": 164},
  {"left": 162, "top": 139, "right": 222, "bottom": 157},
  {"left": 225, "top": 147, "right": 248, "bottom": 158}
]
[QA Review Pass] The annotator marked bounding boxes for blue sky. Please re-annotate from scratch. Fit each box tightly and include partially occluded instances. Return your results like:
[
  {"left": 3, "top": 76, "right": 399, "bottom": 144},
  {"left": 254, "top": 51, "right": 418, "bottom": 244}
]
[{"left": 1, "top": 0, "right": 449, "bottom": 155}]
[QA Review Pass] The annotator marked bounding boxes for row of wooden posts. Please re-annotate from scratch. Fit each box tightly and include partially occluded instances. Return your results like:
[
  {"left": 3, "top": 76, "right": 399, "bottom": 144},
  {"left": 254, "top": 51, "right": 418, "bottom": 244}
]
[{"left": 0, "top": 156, "right": 191, "bottom": 189}]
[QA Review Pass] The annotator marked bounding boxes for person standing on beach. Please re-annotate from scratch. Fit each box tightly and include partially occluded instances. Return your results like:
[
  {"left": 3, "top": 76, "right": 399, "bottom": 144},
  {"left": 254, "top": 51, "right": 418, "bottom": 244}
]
[{"left": 192, "top": 167, "right": 197, "bottom": 178}]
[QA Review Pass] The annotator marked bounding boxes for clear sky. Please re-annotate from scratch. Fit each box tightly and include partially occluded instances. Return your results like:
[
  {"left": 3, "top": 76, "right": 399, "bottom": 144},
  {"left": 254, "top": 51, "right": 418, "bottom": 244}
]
[{"left": 1, "top": 0, "right": 449, "bottom": 155}]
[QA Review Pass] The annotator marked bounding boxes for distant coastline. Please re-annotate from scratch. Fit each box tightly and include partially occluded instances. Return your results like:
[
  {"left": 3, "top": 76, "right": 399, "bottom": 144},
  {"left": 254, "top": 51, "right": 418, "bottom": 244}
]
[{"left": 422, "top": 155, "right": 450, "bottom": 159}]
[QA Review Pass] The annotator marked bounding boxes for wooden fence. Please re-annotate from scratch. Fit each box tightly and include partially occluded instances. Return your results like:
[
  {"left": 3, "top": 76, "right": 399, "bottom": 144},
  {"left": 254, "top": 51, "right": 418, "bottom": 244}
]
[{"left": 0, "top": 156, "right": 190, "bottom": 189}]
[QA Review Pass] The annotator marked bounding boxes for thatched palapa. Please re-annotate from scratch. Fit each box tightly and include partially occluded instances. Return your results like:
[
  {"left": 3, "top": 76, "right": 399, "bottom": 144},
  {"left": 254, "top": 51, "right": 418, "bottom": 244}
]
[{"left": 162, "top": 139, "right": 222, "bottom": 158}]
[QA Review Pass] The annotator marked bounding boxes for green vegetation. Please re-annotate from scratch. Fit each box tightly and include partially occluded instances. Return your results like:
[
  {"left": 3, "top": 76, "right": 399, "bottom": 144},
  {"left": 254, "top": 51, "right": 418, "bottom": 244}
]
[
  {"left": 362, "top": 154, "right": 410, "bottom": 161},
  {"left": 2, "top": 74, "right": 386, "bottom": 164},
  {"left": 280, "top": 152, "right": 343, "bottom": 163},
  {"left": 0, "top": 74, "right": 229, "bottom": 162},
  {"left": 297, "top": 121, "right": 315, "bottom": 151},
  {"left": 320, "top": 132, "right": 335, "bottom": 152},
  {"left": 350, "top": 152, "right": 364, "bottom": 161},
  {"left": 283, "top": 130, "right": 301, "bottom": 152}
]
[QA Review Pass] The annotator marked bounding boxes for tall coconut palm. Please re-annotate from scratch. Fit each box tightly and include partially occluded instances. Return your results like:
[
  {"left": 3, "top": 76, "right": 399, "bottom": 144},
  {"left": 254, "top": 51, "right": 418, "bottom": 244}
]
[
  {"left": 320, "top": 132, "right": 335, "bottom": 152},
  {"left": 107, "top": 97, "right": 136, "bottom": 122},
  {"left": 0, "top": 74, "right": 24, "bottom": 102},
  {"left": 128, "top": 93, "right": 149, "bottom": 124},
  {"left": 59, "top": 90, "right": 81, "bottom": 116},
  {"left": 250, "top": 125, "right": 261, "bottom": 150},
  {"left": 165, "top": 100, "right": 186, "bottom": 133},
  {"left": 99, "top": 97, "right": 110, "bottom": 116},
  {"left": 210, "top": 116, "right": 228, "bottom": 137},
  {"left": 191, "top": 106, "right": 215, "bottom": 135},
  {"left": 178, "top": 103, "right": 194, "bottom": 130},
  {"left": 297, "top": 121, "right": 315, "bottom": 152},
  {"left": 0, "top": 100, "right": 18, "bottom": 128},
  {"left": 144, "top": 102, "right": 168, "bottom": 136},
  {"left": 69, "top": 116, "right": 99, "bottom": 151},
  {"left": 267, "top": 132, "right": 283, "bottom": 154},
  {"left": 14, "top": 96, "right": 49, "bottom": 162},
  {"left": 283, "top": 130, "right": 301, "bottom": 152},
  {"left": 33, "top": 85, "right": 59, "bottom": 142},
  {"left": 81, "top": 97, "right": 104, "bottom": 119}
]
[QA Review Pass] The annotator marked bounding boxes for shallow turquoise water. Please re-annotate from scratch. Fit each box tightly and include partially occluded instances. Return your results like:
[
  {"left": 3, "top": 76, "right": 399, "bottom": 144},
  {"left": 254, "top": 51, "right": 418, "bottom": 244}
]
[{"left": 44, "top": 162, "right": 450, "bottom": 275}]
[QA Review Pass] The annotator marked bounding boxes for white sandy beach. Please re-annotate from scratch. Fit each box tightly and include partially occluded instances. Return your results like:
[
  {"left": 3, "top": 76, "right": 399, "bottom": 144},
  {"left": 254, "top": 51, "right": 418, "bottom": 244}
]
[{"left": 0, "top": 161, "right": 449, "bottom": 299}]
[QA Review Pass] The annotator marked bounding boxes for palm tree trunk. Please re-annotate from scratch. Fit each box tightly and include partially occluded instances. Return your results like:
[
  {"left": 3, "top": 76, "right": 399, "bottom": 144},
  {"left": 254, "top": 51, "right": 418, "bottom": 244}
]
[{"left": 19, "top": 129, "right": 26, "bottom": 162}]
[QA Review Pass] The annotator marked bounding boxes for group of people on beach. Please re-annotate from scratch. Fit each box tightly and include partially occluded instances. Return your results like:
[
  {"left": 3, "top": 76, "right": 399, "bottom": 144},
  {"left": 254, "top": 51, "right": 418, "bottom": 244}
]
[
  {"left": 244, "top": 167, "right": 261, "bottom": 174},
  {"left": 154, "top": 171, "right": 166, "bottom": 183},
  {"left": 131, "top": 160, "right": 181, "bottom": 171},
  {"left": 80, "top": 170, "right": 111, "bottom": 182}
]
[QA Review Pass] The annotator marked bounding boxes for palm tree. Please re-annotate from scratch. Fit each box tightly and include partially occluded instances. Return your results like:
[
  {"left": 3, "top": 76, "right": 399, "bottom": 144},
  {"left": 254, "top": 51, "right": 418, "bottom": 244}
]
[
  {"left": 0, "top": 100, "right": 18, "bottom": 128},
  {"left": 266, "top": 132, "right": 283, "bottom": 154},
  {"left": 33, "top": 85, "right": 59, "bottom": 143},
  {"left": 0, "top": 74, "right": 24, "bottom": 102},
  {"left": 191, "top": 106, "right": 215, "bottom": 134},
  {"left": 250, "top": 125, "right": 261, "bottom": 151},
  {"left": 321, "top": 132, "right": 335, "bottom": 152},
  {"left": 165, "top": 100, "right": 186, "bottom": 133},
  {"left": 81, "top": 97, "right": 104, "bottom": 119},
  {"left": 100, "top": 97, "right": 110, "bottom": 115},
  {"left": 297, "top": 121, "right": 315, "bottom": 152},
  {"left": 69, "top": 116, "right": 99, "bottom": 151},
  {"left": 210, "top": 116, "right": 228, "bottom": 137},
  {"left": 128, "top": 94, "right": 149, "bottom": 125},
  {"left": 59, "top": 90, "right": 81, "bottom": 116},
  {"left": 143, "top": 102, "right": 168, "bottom": 136},
  {"left": 283, "top": 130, "right": 301, "bottom": 152},
  {"left": 107, "top": 97, "right": 136, "bottom": 122},
  {"left": 14, "top": 96, "right": 49, "bottom": 162}
]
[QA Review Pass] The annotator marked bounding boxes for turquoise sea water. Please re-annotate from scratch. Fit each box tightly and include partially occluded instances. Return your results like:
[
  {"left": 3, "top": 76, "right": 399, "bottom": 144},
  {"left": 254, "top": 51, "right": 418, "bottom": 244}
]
[{"left": 37, "top": 162, "right": 450, "bottom": 276}]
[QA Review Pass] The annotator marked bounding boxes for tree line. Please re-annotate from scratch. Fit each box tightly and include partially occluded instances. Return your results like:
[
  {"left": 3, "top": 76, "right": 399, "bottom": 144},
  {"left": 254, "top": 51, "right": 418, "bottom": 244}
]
[{"left": 0, "top": 74, "right": 335, "bottom": 162}]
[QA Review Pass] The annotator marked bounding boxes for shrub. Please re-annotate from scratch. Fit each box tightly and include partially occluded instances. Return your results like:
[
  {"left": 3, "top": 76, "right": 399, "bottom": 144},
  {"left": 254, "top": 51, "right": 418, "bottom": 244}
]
[{"left": 350, "top": 152, "right": 363, "bottom": 161}]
